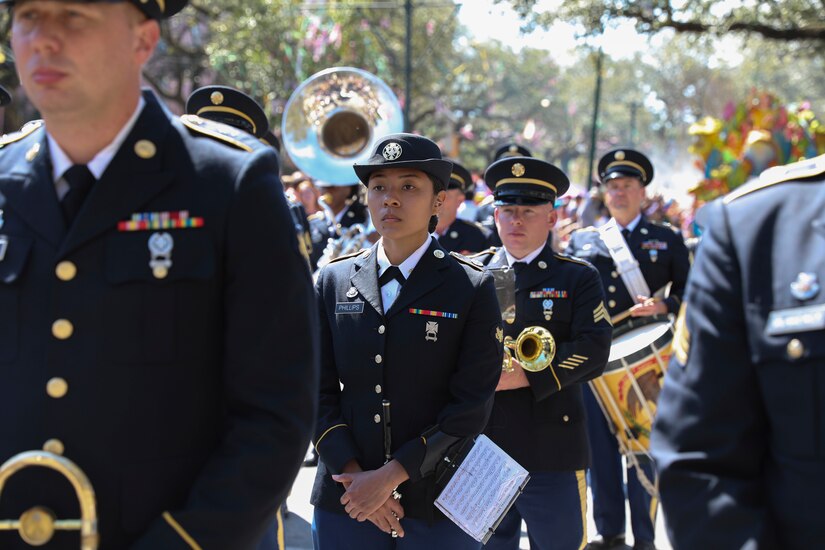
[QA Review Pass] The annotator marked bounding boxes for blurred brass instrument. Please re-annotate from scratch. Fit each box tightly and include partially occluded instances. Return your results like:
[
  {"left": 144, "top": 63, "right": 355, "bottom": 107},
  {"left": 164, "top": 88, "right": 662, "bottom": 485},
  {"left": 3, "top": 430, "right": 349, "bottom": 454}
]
[
  {"left": 502, "top": 326, "right": 556, "bottom": 373},
  {"left": 0, "top": 450, "right": 98, "bottom": 549},
  {"left": 281, "top": 67, "right": 403, "bottom": 185},
  {"left": 316, "top": 223, "right": 371, "bottom": 271}
]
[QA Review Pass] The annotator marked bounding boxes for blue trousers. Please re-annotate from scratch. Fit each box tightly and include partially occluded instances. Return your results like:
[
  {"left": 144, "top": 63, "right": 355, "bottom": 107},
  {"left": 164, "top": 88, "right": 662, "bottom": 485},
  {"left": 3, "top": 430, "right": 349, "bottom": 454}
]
[
  {"left": 584, "top": 385, "right": 657, "bottom": 543},
  {"left": 312, "top": 507, "right": 481, "bottom": 550},
  {"left": 485, "top": 470, "right": 587, "bottom": 550}
]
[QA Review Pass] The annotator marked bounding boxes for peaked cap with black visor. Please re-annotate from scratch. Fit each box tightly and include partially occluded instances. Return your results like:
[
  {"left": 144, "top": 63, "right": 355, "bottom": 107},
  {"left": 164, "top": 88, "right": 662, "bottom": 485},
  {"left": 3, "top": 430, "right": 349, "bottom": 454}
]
[
  {"left": 485, "top": 157, "right": 570, "bottom": 206},
  {"left": 354, "top": 133, "right": 453, "bottom": 191},
  {"left": 186, "top": 86, "right": 270, "bottom": 140},
  {"left": 0, "top": 0, "right": 188, "bottom": 20},
  {"left": 598, "top": 148, "right": 655, "bottom": 186}
]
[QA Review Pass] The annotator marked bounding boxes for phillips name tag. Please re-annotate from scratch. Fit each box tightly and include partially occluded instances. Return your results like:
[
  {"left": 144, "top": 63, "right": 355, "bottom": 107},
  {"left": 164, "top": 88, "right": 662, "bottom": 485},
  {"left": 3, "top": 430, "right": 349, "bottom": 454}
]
[
  {"left": 766, "top": 303, "right": 825, "bottom": 336},
  {"left": 336, "top": 301, "right": 365, "bottom": 315}
]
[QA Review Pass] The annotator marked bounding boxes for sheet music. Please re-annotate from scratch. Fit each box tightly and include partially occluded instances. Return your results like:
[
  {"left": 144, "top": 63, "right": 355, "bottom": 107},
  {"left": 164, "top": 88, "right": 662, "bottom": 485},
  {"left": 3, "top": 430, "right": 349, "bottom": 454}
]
[{"left": 434, "top": 435, "right": 529, "bottom": 543}]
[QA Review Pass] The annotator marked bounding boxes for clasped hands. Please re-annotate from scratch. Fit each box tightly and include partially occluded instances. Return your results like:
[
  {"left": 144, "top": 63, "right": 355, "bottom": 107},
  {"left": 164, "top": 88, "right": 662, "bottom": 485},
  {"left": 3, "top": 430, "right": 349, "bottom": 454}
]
[{"left": 332, "top": 459, "right": 409, "bottom": 537}]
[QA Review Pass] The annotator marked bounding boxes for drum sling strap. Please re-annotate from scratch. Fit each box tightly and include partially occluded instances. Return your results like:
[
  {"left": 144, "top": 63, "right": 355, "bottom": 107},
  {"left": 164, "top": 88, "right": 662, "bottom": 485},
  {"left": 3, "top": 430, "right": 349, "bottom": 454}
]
[{"left": 599, "top": 219, "right": 651, "bottom": 301}]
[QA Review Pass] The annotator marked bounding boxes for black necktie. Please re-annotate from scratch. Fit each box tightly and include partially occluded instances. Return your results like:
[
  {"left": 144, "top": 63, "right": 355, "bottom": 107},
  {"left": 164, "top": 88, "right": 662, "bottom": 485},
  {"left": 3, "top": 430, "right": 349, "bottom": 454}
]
[
  {"left": 378, "top": 266, "right": 406, "bottom": 287},
  {"left": 512, "top": 261, "right": 526, "bottom": 276},
  {"left": 622, "top": 228, "right": 631, "bottom": 242},
  {"left": 61, "top": 164, "right": 96, "bottom": 226}
]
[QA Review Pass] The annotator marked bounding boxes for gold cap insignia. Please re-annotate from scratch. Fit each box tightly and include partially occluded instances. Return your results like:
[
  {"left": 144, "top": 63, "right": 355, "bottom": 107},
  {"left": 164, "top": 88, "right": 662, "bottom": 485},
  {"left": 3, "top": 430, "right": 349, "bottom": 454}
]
[
  {"left": 210, "top": 91, "right": 224, "bottom": 106},
  {"left": 508, "top": 145, "right": 518, "bottom": 153},
  {"left": 614, "top": 150, "right": 625, "bottom": 161},
  {"left": 511, "top": 163, "right": 526, "bottom": 177}
]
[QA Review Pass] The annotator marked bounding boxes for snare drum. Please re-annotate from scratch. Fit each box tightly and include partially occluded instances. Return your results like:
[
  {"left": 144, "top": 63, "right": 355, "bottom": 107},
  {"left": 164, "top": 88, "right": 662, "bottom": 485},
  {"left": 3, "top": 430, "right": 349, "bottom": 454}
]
[{"left": 590, "top": 315, "right": 673, "bottom": 454}]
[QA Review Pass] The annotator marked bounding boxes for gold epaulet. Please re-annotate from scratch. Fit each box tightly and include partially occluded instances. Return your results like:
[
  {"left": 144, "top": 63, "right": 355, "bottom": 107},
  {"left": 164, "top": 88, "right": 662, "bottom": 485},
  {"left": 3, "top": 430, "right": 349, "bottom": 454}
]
[
  {"left": 0, "top": 120, "right": 44, "bottom": 149},
  {"left": 554, "top": 253, "right": 591, "bottom": 267},
  {"left": 180, "top": 114, "right": 256, "bottom": 152},
  {"left": 449, "top": 251, "right": 484, "bottom": 271},
  {"left": 307, "top": 211, "right": 326, "bottom": 222},
  {"left": 467, "top": 247, "right": 497, "bottom": 259},
  {"left": 478, "top": 194, "right": 495, "bottom": 207},
  {"left": 724, "top": 154, "right": 825, "bottom": 204},
  {"left": 327, "top": 248, "right": 369, "bottom": 264}
]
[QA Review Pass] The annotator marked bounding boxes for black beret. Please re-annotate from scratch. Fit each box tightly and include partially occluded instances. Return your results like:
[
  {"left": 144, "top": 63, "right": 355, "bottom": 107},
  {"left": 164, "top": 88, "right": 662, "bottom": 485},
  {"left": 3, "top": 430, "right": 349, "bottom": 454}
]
[
  {"left": 186, "top": 86, "right": 269, "bottom": 139},
  {"left": 0, "top": 0, "right": 188, "bottom": 19},
  {"left": 598, "top": 148, "right": 654, "bottom": 186},
  {"left": 446, "top": 158, "right": 473, "bottom": 193},
  {"left": 485, "top": 157, "right": 570, "bottom": 206},
  {"left": 354, "top": 133, "right": 453, "bottom": 190},
  {"left": 492, "top": 142, "right": 532, "bottom": 163}
]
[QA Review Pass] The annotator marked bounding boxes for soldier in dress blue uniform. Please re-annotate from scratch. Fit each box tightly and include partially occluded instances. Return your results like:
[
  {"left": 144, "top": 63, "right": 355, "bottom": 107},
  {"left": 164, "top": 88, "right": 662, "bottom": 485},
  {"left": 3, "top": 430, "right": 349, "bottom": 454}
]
[
  {"left": 566, "top": 148, "right": 690, "bottom": 550},
  {"left": 307, "top": 180, "right": 370, "bottom": 269},
  {"left": 186, "top": 85, "right": 314, "bottom": 266},
  {"left": 311, "top": 133, "right": 503, "bottom": 549},
  {"left": 651, "top": 154, "right": 825, "bottom": 549},
  {"left": 476, "top": 143, "right": 532, "bottom": 247},
  {"left": 472, "top": 156, "right": 612, "bottom": 550},
  {"left": 0, "top": 1, "right": 318, "bottom": 549},
  {"left": 434, "top": 158, "right": 489, "bottom": 254}
]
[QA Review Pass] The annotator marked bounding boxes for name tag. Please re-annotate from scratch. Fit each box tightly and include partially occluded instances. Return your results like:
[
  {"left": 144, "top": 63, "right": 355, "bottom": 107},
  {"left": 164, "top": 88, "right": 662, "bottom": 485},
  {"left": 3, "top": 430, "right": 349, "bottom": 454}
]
[
  {"left": 336, "top": 301, "right": 365, "bottom": 315},
  {"left": 766, "top": 303, "right": 825, "bottom": 336}
]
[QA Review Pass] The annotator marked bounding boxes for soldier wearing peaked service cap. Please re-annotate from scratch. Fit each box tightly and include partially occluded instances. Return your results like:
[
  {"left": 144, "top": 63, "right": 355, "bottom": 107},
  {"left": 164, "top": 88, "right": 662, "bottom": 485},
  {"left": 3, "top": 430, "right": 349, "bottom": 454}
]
[
  {"left": 477, "top": 143, "right": 534, "bottom": 247},
  {"left": 433, "top": 158, "right": 489, "bottom": 255},
  {"left": 567, "top": 147, "right": 688, "bottom": 550},
  {"left": 0, "top": 1, "right": 317, "bottom": 548},
  {"left": 471, "top": 156, "right": 612, "bottom": 550},
  {"left": 313, "top": 132, "right": 502, "bottom": 548},
  {"left": 186, "top": 85, "right": 270, "bottom": 140},
  {"left": 186, "top": 85, "right": 314, "bottom": 267}
]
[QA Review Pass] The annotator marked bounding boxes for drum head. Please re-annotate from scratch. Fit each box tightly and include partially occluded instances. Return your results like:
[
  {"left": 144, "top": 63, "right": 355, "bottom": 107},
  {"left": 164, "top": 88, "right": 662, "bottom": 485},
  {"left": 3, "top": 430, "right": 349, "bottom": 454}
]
[{"left": 609, "top": 318, "right": 672, "bottom": 362}]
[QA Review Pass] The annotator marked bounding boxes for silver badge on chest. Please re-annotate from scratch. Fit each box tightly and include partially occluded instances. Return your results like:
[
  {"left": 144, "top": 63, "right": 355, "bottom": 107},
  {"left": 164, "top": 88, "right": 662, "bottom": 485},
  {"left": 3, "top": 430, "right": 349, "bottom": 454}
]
[
  {"left": 791, "top": 272, "right": 820, "bottom": 301},
  {"left": 148, "top": 232, "right": 174, "bottom": 279},
  {"left": 425, "top": 321, "right": 439, "bottom": 342}
]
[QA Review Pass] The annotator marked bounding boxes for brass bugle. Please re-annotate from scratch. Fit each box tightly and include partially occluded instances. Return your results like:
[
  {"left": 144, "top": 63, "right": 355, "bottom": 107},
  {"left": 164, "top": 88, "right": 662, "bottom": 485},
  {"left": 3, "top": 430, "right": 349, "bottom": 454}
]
[
  {"left": 0, "top": 450, "right": 98, "bottom": 549},
  {"left": 502, "top": 326, "right": 556, "bottom": 373}
]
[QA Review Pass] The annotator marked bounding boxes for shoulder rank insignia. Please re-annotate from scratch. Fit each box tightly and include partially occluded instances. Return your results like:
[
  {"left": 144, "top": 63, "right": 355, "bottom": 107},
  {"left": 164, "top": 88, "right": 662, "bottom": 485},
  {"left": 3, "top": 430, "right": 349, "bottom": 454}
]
[
  {"left": 0, "top": 120, "right": 44, "bottom": 149},
  {"left": 467, "top": 247, "right": 497, "bottom": 260},
  {"left": 725, "top": 153, "right": 825, "bottom": 204},
  {"left": 449, "top": 251, "right": 484, "bottom": 271},
  {"left": 180, "top": 114, "right": 258, "bottom": 153},
  {"left": 327, "top": 248, "right": 370, "bottom": 264},
  {"left": 553, "top": 253, "right": 591, "bottom": 267}
]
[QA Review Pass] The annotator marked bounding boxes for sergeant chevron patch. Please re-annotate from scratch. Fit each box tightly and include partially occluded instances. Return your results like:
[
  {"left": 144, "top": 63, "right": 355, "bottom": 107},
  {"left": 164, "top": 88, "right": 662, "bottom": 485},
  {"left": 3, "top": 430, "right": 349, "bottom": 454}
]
[
  {"left": 593, "top": 302, "right": 612, "bottom": 325},
  {"left": 558, "top": 355, "right": 587, "bottom": 370}
]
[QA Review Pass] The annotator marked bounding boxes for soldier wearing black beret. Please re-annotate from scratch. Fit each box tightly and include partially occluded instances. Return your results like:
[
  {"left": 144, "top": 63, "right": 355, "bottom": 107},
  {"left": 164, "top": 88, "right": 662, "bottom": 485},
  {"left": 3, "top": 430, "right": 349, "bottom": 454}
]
[
  {"left": 0, "top": 1, "right": 317, "bottom": 548},
  {"left": 312, "top": 133, "right": 502, "bottom": 548},
  {"left": 567, "top": 148, "right": 689, "bottom": 550},
  {"left": 434, "top": 158, "right": 489, "bottom": 255},
  {"left": 471, "top": 157, "right": 612, "bottom": 550}
]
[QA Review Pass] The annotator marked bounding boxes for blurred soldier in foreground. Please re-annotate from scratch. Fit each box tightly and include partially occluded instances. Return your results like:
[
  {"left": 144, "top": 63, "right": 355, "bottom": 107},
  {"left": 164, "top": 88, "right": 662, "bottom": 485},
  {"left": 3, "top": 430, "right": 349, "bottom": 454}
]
[
  {"left": 652, "top": 154, "right": 825, "bottom": 549},
  {"left": 0, "top": 1, "right": 317, "bottom": 548}
]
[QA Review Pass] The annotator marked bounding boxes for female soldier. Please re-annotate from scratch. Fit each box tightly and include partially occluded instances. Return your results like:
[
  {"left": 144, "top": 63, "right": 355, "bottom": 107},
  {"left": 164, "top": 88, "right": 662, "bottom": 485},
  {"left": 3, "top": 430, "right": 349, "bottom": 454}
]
[{"left": 311, "top": 134, "right": 503, "bottom": 549}]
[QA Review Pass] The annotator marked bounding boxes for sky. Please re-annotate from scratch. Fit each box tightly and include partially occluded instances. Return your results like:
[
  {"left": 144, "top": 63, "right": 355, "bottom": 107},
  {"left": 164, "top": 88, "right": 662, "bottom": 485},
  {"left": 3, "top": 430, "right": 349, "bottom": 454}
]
[{"left": 456, "top": 0, "right": 650, "bottom": 65}]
